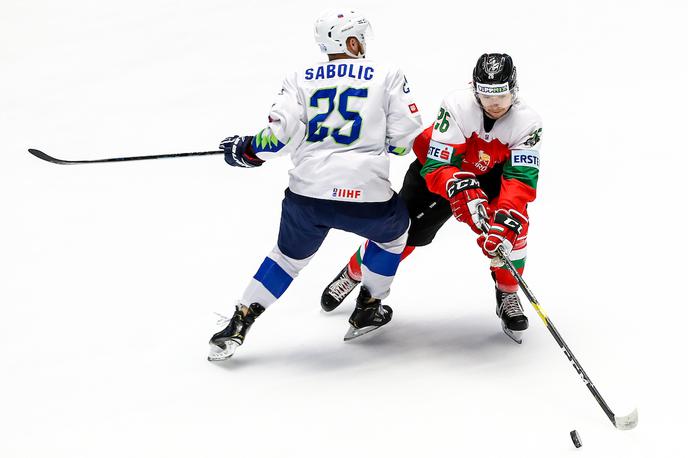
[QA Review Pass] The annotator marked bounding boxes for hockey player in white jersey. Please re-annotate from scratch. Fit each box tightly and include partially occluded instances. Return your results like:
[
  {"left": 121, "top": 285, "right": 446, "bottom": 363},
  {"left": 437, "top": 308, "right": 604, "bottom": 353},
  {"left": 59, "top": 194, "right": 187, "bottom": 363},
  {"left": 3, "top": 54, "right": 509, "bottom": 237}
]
[{"left": 208, "top": 10, "right": 423, "bottom": 361}]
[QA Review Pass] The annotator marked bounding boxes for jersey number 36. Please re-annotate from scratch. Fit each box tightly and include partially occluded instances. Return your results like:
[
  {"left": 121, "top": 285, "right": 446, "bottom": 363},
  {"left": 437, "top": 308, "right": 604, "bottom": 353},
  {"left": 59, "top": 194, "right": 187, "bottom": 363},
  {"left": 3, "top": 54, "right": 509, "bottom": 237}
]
[{"left": 307, "top": 88, "right": 368, "bottom": 145}]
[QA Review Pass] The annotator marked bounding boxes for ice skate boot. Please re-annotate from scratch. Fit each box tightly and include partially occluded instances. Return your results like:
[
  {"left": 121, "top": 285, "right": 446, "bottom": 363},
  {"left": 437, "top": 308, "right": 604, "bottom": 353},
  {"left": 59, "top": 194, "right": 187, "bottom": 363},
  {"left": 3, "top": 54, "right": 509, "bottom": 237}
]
[
  {"left": 321, "top": 265, "right": 361, "bottom": 312},
  {"left": 496, "top": 289, "right": 529, "bottom": 344},
  {"left": 343, "top": 286, "right": 393, "bottom": 341},
  {"left": 208, "top": 303, "right": 265, "bottom": 361}
]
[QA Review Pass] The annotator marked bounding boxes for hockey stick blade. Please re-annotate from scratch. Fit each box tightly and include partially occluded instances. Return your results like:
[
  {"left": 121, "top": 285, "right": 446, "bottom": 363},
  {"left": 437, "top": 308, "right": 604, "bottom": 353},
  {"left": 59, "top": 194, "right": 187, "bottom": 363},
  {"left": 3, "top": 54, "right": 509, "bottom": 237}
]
[
  {"left": 27, "top": 148, "right": 224, "bottom": 165},
  {"left": 28, "top": 148, "right": 74, "bottom": 165},
  {"left": 614, "top": 408, "right": 639, "bottom": 430}
]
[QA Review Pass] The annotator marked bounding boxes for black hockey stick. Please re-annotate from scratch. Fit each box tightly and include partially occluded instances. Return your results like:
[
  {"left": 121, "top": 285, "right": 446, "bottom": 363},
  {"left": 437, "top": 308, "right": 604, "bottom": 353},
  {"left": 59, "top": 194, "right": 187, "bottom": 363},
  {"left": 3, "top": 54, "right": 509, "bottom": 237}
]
[
  {"left": 477, "top": 206, "right": 638, "bottom": 430},
  {"left": 27, "top": 148, "right": 224, "bottom": 165}
]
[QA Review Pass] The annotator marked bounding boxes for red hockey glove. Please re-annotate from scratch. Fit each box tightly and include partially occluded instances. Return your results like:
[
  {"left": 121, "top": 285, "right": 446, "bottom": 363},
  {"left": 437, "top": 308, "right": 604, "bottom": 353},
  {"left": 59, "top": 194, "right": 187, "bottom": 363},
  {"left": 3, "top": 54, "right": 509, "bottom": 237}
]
[
  {"left": 447, "top": 171, "right": 489, "bottom": 235},
  {"left": 478, "top": 209, "right": 528, "bottom": 259}
]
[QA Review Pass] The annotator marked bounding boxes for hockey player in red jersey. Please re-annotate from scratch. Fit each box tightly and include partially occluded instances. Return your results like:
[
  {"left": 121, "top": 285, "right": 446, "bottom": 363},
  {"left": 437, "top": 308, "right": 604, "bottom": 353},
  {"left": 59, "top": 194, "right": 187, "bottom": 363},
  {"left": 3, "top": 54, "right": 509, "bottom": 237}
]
[{"left": 321, "top": 53, "right": 543, "bottom": 343}]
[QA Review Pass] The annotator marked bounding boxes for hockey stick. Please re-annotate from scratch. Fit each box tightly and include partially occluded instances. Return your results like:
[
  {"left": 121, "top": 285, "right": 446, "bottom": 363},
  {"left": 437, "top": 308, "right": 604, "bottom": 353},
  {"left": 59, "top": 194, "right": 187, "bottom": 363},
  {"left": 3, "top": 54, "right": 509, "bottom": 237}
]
[
  {"left": 27, "top": 148, "right": 224, "bottom": 165},
  {"left": 477, "top": 206, "right": 638, "bottom": 430}
]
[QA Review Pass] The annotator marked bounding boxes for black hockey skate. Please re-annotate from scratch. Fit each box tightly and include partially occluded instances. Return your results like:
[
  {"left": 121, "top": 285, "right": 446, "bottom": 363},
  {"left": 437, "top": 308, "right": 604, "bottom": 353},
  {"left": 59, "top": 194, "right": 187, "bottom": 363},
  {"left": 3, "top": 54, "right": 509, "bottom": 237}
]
[
  {"left": 321, "top": 265, "right": 361, "bottom": 312},
  {"left": 343, "top": 286, "right": 393, "bottom": 341},
  {"left": 495, "top": 289, "right": 529, "bottom": 344},
  {"left": 208, "top": 303, "right": 265, "bottom": 361}
]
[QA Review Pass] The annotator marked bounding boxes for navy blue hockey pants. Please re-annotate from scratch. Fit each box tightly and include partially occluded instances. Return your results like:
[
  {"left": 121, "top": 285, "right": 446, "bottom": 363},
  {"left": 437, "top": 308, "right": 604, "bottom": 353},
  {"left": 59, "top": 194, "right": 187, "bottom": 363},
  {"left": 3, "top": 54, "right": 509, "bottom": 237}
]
[{"left": 241, "top": 189, "right": 410, "bottom": 308}]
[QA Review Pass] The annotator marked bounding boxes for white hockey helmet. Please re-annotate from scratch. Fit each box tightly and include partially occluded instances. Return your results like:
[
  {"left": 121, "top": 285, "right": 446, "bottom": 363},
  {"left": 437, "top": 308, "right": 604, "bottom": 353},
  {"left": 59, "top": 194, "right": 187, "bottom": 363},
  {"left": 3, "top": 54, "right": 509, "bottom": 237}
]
[{"left": 314, "top": 10, "right": 372, "bottom": 58}]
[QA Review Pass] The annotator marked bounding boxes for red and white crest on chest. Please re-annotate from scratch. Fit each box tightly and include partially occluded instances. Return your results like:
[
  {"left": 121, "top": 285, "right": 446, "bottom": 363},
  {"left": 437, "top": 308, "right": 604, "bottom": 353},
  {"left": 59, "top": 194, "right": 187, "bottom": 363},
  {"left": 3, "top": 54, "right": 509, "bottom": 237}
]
[{"left": 463, "top": 132, "right": 510, "bottom": 174}]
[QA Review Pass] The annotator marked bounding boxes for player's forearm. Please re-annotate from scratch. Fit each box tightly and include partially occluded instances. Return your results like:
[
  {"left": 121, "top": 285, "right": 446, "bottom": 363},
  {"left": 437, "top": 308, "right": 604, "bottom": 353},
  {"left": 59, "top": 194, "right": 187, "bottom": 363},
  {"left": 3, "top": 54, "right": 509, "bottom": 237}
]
[
  {"left": 386, "top": 120, "right": 423, "bottom": 157},
  {"left": 496, "top": 178, "right": 537, "bottom": 214},
  {"left": 421, "top": 163, "right": 460, "bottom": 198},
  {"left": 251, "top": 127, "right": 289, "bottom": 160},
  {"left": 420, "top": 139, "right": 467, "bottom": 198}
]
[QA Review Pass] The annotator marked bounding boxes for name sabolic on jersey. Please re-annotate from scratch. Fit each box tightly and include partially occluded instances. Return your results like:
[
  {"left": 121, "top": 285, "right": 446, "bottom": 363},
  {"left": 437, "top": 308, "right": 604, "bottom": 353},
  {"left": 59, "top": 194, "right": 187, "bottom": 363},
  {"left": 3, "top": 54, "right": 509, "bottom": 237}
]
[
  {"left": 250, "top": 59, "right": 423, "bottom": 202},
  {"left": 419, "top": 88, "right": 543, "bottom": 214}
]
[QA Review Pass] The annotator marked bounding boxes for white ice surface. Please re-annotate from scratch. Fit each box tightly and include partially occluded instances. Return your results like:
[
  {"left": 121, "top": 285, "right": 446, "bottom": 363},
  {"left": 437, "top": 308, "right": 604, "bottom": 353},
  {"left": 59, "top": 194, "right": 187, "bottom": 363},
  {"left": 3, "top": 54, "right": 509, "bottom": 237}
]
[{"left": 1, "top": 1, "right": 687, "bottom": 457}]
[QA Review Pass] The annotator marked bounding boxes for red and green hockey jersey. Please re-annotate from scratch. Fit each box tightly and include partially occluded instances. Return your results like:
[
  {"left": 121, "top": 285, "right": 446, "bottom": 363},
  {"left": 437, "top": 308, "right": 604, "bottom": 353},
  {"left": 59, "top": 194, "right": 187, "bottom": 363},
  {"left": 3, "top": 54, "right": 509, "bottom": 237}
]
[{"left": 416, "top": 88, "right": 543, "bottom": 214}]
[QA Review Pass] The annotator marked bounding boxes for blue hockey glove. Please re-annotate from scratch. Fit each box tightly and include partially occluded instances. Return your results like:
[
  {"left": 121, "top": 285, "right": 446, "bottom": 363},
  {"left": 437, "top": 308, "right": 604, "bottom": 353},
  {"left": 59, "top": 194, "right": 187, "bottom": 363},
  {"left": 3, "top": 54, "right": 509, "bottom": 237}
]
[{"left": 220, "top": 135, "right": 264, "bottom": 168}]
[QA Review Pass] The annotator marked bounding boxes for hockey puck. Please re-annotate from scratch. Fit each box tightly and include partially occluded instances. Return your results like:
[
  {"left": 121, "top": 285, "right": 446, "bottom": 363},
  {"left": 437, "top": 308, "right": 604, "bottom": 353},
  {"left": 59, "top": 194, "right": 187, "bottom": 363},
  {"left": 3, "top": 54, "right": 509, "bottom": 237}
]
[{"left": 570, "top": 430, "right": 582, "bottom": 448}]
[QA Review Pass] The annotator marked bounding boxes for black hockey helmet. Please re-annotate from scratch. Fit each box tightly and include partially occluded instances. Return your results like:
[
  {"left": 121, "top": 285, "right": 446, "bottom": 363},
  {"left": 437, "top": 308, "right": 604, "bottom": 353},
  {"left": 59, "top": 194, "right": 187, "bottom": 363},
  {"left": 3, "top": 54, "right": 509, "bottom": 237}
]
[{"left": 472, "top": 53, "right": 518, "bottom": 96}]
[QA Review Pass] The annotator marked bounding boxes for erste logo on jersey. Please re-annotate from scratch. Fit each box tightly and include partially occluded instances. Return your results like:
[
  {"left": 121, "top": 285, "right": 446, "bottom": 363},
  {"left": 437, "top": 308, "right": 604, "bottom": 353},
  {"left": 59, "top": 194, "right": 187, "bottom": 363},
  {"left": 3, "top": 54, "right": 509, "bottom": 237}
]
[
  {"left": 511, "top": 150, "right": 540, "bottom": 169},
  {"left": 427, "top": 140, "right": 454, "bottom": 163}
]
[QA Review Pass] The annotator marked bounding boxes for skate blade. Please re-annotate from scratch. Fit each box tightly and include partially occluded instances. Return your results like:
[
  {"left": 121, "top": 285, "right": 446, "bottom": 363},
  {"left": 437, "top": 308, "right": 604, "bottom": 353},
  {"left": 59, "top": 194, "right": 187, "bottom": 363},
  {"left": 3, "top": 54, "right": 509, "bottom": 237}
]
[
  {"left": 207, "top": 340, "right": 239, "bottom": 361},
  {"left": 501, "top": 322, "right": 524, "bottom": 344},
  {"left": 343, "top": 324, "right": 383, "bottom": 342},
  {"left": 614, "top": 408, "right": 639, "bottom": 430}
]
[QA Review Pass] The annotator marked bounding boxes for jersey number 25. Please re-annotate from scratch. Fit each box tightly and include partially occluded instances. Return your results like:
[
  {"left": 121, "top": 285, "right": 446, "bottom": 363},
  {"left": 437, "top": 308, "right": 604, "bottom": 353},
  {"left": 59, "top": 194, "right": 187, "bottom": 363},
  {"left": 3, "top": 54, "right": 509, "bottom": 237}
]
[{"left": 307, "top": 88, "right": 368, "bottom": 145}]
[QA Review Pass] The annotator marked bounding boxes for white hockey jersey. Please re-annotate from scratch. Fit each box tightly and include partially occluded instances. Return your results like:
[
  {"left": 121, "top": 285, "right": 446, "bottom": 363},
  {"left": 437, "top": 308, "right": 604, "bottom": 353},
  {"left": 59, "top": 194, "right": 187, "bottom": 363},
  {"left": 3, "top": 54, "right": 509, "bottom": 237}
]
[{"left": 250, "top": 59, "right": 423, "bottom": 202}]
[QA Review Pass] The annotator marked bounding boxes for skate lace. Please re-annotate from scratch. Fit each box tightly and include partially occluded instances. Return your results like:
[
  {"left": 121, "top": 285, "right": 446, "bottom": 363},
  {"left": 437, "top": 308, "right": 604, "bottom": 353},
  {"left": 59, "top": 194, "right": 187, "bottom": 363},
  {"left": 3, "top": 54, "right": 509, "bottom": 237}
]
[
  {"left": 501, "top": 293, "right": 524, "bottom": 318},
  {"left": 214, "top": 312, "right": 231, "bottom": 325},
  {"left": 329, "top": 274, "right": 357, "bottom": 301}
]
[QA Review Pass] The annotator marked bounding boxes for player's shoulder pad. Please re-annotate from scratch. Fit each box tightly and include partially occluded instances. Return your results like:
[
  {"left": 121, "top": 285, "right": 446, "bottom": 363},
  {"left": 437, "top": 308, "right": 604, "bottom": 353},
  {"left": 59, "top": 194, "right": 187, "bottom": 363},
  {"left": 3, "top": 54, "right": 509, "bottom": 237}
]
[
  {"left": 436, "top": 87, "right": 477, "bottom": 133},
  {"left": 355, "top": 58, "right": 402, "bottom": 82},
  {"left": 284, "top": 67, "right": 303, "bottom": 85},
  {"left": 508, "top": 100, "right": 543, "bottom": 150},
  {"left": 510, "top": 100, "right": 542, "bottom": 129},
  {"left": 363, "top": 58, "right": 395, "bottom": 73},
  {"left": 441, "top": 87, "right": 478, "bottom": 114}
]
